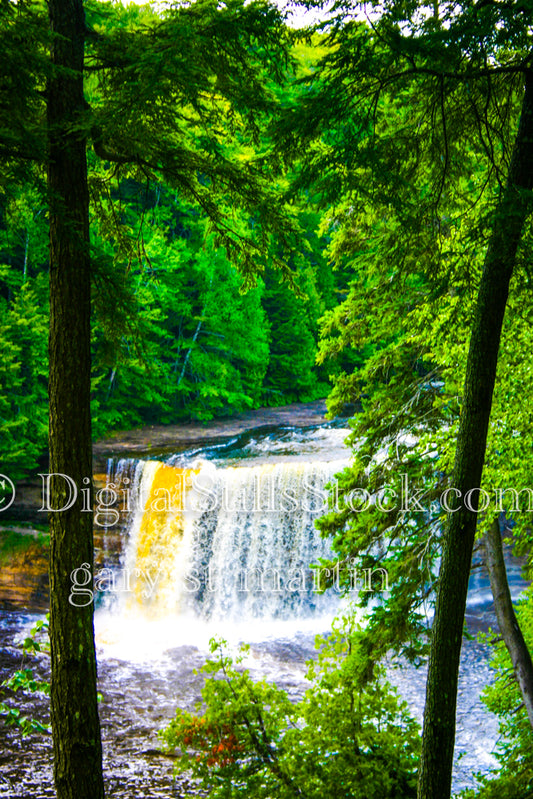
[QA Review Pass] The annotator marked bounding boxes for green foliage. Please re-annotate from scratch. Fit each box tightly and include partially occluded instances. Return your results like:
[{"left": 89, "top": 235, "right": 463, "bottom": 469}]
[
  {"left": 89, "top": 185, "right": 270, "bottom": 430},
  {"left": 0, "top": 616, "right": 50, "bottom": 737},
  {"left": 262, "top": 265, "right": 326, "bottom": 404},
  {"left": 0, "top": 527, "right": 48, "bottom": 562},
  {"left": 268, "top": 0, "right": 533, "bottom": 675},
  {"left": 461, "top": 589, "right": 533, "bottom": 798},
  {"left": 85, "top": 0, "right": 303, "bottom": 284},
  {"left": 311, "top": 172, "right": 533, "bottom": 663},
  {"left": 0, "top": 184, "right": 49, "bottom": 479},
  {"left": 0, "top": 158, "right": 335, "bottom": 477},
  {"left": 88, "top": 178, "right": 333, "bottom": 433},
  {"left": 0, "top": 0, "right": 49, "bottom": 174},
  {"left": 161, "top": 618, "right": 420, "bottom": 799},
  {"left": 0, "top": 1, "right": 344, "bottom": 477}
]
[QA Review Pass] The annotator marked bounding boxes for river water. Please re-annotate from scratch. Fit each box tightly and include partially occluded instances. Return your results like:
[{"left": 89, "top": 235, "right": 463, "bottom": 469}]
[{"left": 0, "top": 421, "right": 528, "bottom": 797}]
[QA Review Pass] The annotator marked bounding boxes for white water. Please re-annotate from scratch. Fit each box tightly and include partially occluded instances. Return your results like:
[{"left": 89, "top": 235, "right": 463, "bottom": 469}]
[
  {"left": 95, "top": 422, "right": 529, "bottom": 663},
  {"left": 10, "top": 421, "right": 508, "bottom": 793},
  {"left": 95, "top": 426, "right": 354, "bottom": 658}
]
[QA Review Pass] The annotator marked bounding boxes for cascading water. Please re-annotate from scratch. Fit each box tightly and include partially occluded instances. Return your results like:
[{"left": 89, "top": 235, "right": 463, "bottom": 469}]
[
  {"left": 0, "top": 421, "right": 516, "bottom": 795},
  {"left": 96, "top": 424, "right": 529, "bottom": 640},
  {"left": 91, "top": 423, "right": 519, "bottom": 798},
  {"left": 96, "top": 426, "right": 352, "bottom": 649},
  {"left": 119, "top": 457, "right": 347, "bottom": 621}
]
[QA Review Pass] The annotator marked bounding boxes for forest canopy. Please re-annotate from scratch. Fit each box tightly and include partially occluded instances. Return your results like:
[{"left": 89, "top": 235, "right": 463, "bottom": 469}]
[
  {"left": 2, "top": 1, "right": 533, "bottom": 798},
  {"left": 0, "top": 0, "right": 348, "bottom": 481}
]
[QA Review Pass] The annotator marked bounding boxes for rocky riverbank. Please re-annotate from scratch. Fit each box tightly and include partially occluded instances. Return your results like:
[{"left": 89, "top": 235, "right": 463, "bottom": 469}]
[
  {"left": 0, "top": 609, "right": 499, "bottom": 798},
  {"left": 92, "top": 398, "right": 329, "bottom": 468}
]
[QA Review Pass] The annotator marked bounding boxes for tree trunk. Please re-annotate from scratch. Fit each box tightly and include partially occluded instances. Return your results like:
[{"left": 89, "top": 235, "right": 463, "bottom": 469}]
[
  {"left": 47, "top": 0, "right": 105, "bottom": 796},
  {"left": 417, "top": 68, "right": 533, "bottom": 799},
  {"left": 484, "top": 517, "right": 533, "bottom": 728}
]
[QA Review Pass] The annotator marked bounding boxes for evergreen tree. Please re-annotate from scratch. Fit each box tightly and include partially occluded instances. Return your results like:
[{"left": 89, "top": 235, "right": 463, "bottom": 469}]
[
  {"left": 0, "top": 185, "right": 49, "bottom": 479},
  {"left": 47, "top": 0, "right": 104, "bottom": 793},
  {"left": 277, "top": 5, "right": 533, "bottom": 796},
  {"left": 0, "top": 1, "right": 302, "bottom": 795}
]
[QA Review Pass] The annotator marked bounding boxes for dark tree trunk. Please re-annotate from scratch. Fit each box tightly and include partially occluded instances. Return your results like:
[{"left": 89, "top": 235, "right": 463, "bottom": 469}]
[
  {"left": 417, "top": 68, "right": 533, "bottom": 799},
  {"left": 47, "top": 0, "right": 104, "bottom": 796},
  {"left": 484, "top": 517, "right": 533, "bottom": 729}
]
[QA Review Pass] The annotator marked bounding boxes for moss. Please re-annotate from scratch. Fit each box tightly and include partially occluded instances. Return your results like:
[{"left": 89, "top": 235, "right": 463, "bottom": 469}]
[{"left": 0, "top": 526, "right": 49, "bottom": 564}]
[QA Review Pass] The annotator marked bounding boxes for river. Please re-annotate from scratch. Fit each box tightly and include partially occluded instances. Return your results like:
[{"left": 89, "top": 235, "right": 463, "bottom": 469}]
[{"left": 0, "top": 407, "right": 528, "bottom": 797}]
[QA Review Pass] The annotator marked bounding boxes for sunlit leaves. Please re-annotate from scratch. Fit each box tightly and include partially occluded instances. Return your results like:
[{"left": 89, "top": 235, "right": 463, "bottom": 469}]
[{"left": 161, "top": 621, "right": 419, "bottom": 798}]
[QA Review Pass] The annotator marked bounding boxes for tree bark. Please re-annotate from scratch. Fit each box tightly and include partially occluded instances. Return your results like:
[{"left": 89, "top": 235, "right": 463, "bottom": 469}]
[
  {"left": 417, "top": 68, "right": 533, "bottom": 799},
  {"left": 484, "top": 517, "right": 533, "bottom": 729},
  {"left": 47, "top": 0, "right": 105, "bottom": 796}
]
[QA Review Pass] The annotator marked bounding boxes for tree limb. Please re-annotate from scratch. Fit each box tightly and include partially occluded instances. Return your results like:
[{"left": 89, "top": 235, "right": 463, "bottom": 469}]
[{"left": 484, "top": 516, "right": 533, "bottom": 729}]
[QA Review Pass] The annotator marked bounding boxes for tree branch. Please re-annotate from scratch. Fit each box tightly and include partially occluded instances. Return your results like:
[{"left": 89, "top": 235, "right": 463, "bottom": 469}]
[{"left": 484, "top": 516, "right": 533, "bottom": 729}]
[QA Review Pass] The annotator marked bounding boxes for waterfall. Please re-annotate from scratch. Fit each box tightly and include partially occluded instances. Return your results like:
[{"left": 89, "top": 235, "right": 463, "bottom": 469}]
[{"left": 113, "top": 455, "right": 348, "bottom": 623}]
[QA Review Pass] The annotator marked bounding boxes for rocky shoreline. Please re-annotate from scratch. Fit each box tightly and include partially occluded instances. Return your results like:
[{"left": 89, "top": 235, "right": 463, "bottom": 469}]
[{"left": 92, "top": 398, "right": 329, "bottom": 467}]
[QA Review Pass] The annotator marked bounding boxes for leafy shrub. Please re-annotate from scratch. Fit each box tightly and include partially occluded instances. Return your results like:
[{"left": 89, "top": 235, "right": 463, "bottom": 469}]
[
  {"left": 161, "top": 617, "right": 420, "bottom": 798},
  {"left": 0, "top": 616, "right": 50, "bottom": 736}
]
